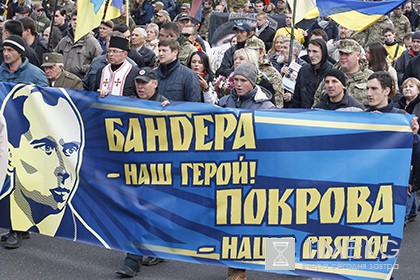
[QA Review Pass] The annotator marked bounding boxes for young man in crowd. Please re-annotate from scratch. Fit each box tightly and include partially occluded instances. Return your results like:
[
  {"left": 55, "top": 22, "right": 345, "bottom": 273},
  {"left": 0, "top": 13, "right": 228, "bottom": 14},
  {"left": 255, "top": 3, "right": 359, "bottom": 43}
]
[
  {"left": 313, "top": 68, "right": 365, "bottom": 111},
  {"left": 156, "top": 39, "right": 201, "bottom": 102}
]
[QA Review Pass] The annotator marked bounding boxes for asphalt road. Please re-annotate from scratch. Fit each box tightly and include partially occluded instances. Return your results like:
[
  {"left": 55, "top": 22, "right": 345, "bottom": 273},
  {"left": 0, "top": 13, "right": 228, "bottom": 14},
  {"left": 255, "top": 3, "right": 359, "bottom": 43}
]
[{"left": 0, "top": 192, "right": 419, "bottom": 280}]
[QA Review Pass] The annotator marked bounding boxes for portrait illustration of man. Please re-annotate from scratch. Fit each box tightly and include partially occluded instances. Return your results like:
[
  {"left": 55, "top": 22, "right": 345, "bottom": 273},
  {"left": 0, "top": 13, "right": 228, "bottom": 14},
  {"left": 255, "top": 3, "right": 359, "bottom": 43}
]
[{"left": 0, "top": 84, "right": 85, "bottom": 238}]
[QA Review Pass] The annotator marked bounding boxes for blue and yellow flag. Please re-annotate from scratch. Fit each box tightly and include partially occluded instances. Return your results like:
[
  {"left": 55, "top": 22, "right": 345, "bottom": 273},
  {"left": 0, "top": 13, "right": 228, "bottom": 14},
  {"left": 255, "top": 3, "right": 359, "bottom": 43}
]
[
  {"left": 75, "top": 0, "right": 107, "bottom": 42},
  {"left": 316, "top": 0, "right": 406, "bottom": 31},
  {"left": 288, "top": 0, "right": 317, "bottom": 25},
  {"left": 104, "top": 0, "right": 123, "bottom": 22}
]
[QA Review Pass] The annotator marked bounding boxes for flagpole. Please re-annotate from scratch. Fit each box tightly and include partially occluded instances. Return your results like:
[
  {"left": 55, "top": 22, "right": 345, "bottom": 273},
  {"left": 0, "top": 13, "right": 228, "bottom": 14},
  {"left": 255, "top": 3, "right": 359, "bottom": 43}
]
[
  {"left": 47, "top": 0, "right": 60, "bottom": 51},
  {"left": 126, "top": 0, "right": 129, "bottom": 27},
  {"left": 103, "top": 0, "right": 110, "bottom": 21},
  {"left": 288, "top": 0, "right": 297, "bottom": 64},
  {"left": 411, "top": 0, "right": 416, "bottom": 31}
]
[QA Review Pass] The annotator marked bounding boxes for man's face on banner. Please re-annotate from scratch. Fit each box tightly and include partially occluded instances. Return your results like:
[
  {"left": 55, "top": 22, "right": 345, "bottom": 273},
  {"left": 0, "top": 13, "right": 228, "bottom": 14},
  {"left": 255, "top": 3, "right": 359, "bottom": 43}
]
[{"left": 10, "top": 92, "right": 82, "bottom": 213}]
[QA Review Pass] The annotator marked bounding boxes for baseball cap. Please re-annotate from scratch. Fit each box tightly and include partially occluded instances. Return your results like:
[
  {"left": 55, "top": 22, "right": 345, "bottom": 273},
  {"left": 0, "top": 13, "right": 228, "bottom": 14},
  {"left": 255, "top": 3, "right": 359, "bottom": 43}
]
[
  {"left": 233, "top": 22, "right": 252, "bottom": 32},
  {"left": 157, "top": 10, "right": 170, "bottom": 17},
  {"left": 135, "top": 67, "right": 158, "bottom": 82},
  {"left": 177, "top": 13, "right": 191, "bottom": 21},
  {"left": 153, "top": 1, "right": 164, "bottom": 8},
  {"left": 338, "top": 39, "right": 361, "bottom": 53},
  {"left": 180, "top": 3, "right": 191, "bottom": 9},
  {"left": 245, "top": 37, "right": 265, "bottom": 50}
]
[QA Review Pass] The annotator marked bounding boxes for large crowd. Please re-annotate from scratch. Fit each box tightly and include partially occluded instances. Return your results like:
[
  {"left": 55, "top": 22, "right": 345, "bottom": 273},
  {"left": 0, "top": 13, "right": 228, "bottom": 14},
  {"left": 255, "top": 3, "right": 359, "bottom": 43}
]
[{"left": 0, "top": 0, "right": 420, "bottom": 279}]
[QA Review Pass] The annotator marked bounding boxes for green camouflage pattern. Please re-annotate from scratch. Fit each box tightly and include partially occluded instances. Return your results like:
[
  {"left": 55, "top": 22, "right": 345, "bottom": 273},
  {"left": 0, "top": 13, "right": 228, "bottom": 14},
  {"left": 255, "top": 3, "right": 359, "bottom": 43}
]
[{"left": 314, "top": 59, "right": 373, "bottom": 106}]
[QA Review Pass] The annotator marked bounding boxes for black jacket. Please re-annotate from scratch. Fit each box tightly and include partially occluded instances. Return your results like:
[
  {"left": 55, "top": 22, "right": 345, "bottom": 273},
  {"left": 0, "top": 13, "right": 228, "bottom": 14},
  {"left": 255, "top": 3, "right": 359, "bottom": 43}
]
[
  {"left": 257, "top": 24, "right": 276, "bottom": 51},
  {"left": 314, "top": 91, "right": 365, "bottom": 111},
  {"left": 403, "top": 55, "right": 420, "bottom": 84},
  {"left": 395, "top": 94, "right": 420, "bottom": 118},
  {"left": 157, "top": 59, "right": 202, "bottom": 102},
  {"left": 30, "top": 34, "right": 48, "bottom": 66},
  {"left": 137, "top": 45, "right": 156, "bottom": 68},
  {"left": 291, "top": 39, "right": 333, "bottom": 108},
  {"left": 216, "top": 43, "right": 242, "bottom": 77}
]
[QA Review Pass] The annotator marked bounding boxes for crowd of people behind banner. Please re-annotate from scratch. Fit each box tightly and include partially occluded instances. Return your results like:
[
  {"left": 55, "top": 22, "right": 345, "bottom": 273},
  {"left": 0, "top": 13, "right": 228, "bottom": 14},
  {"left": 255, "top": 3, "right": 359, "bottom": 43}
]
[{"left": 0, "top": 0, "right": 420, "bottom": 279}]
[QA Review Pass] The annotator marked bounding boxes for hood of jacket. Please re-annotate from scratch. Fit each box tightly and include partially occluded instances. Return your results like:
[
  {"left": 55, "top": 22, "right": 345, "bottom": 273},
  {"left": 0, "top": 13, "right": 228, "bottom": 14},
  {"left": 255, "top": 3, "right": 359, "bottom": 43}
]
[{"left": 310, "top": 38, "right": 329, "bottom": 68}]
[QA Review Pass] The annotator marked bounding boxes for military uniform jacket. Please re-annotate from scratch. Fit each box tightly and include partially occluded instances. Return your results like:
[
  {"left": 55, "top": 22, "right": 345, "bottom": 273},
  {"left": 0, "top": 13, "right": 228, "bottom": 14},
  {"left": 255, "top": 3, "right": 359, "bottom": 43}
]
[{"left": 54, "top": 69, "right": 83, "bottom": 90}]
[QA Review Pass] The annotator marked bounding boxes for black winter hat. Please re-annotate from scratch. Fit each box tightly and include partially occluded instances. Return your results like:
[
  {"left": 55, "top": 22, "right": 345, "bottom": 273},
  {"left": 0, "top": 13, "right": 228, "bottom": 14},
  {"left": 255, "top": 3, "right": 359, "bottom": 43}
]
[{"left": 325, "top": 68, "right": 346, "bottom": 87}]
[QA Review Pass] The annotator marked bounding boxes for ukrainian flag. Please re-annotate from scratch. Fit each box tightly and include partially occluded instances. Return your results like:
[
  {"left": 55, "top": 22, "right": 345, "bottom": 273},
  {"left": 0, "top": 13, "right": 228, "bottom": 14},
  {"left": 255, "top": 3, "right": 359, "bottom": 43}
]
[
  {"left": 287, "top": 0, "right": 316, "bottom": 25},
  {"left": 104, "top": 0, "right": 123, "bottom": 22},
  {"left": 316, "top": 0, "right": 406, "bottom": 31},
  {"left": 75, "top": 0, "right": 106, "bottom": 42}
]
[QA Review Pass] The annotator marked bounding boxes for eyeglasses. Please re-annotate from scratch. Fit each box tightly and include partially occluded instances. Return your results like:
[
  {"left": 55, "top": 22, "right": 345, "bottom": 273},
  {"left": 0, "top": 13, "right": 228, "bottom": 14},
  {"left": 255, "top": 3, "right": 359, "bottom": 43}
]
[
  {"left": 108, "top": 49, "right": 125, "bottom": 54},
  {"left": 36, "top": 9, "right": 44, "bottom": 12},
  {"left": 182, "top": 33, "right": 192, "bottom": 37}
]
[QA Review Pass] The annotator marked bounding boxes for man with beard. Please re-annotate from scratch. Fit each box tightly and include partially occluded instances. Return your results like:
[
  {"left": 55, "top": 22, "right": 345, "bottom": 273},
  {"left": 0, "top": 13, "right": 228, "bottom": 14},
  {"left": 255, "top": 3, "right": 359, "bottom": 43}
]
[
  {"left": 276, "top": 38, "right": 306, "bottom": 107},
  {"left": 154, "top": 10, "right": 171, "bottom": 27}
]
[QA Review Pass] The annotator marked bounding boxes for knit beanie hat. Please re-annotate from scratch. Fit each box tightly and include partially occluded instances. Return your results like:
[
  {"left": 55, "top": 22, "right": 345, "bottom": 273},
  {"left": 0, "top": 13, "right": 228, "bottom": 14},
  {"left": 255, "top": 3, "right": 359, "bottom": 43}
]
[
  {"left": 413, "top": 31, "right": 420, "bottom": 41},
  {"left": 233, "top": 62, "right": 258, "bottom": 86},
  {"left": 325, "top": 68, "right": 346, "bottom": 87},
  {"left": 3, "top": 35, "right": 26, "bottom": 55}
]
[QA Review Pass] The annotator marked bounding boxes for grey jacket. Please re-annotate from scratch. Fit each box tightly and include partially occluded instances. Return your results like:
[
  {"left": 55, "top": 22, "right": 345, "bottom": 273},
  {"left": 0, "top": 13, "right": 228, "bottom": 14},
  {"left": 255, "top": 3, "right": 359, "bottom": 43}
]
[
  {"left": 55, "top": 32, "right": 102, "bottom": 78},
  {"left": 218, "top": 85, "right": 275, "bottom": 110}
]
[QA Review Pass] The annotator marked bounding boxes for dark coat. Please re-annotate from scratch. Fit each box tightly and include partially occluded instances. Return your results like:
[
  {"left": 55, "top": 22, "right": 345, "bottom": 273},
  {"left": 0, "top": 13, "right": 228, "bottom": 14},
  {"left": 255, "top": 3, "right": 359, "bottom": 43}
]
[
  {"left": 366, "top": 100, "right": 404, "bottom": 113},
  {"left": 156, "top": 59, "right": 202, "bottom": 102},
  {"left": 308, "top": 19, "right": 339, "bottom": 41},
  {"left": 396, "top": 49, "right": 416, "bottom": 88},
  {"left": 313, "top": 91, "right": 365, "bottom": 111},
  {"left": 149, "top": 91, "right": 168, "bottom": 102},
  {"left": 137, "top": 45, "right": 156, "bottom": 68},
  {"left": 291, "top": 39, "right": 333, "bottom": 108},
  {"left": 30, "top": 34, "right": 48, "bottom": 67},
  {"left": 257, "top": 25, "right": 276, "bottom": 51},
  {"left": 402, "top": 55, "right": 420, "bottom": 84},
  {"left": 395, "top": 95, "right": 420, "bottom": 118},
  {"left": 216, "top": 43, "right": 240, "bottom": 77},
  {"left": 128, "top": 49, "right": 145, "bottom": 68}
]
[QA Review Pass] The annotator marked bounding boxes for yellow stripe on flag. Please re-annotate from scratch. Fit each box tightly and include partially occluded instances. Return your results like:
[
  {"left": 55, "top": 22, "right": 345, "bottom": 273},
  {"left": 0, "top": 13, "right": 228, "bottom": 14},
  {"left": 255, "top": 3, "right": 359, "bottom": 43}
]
[
  {"left": 328, "top": 10, "right": 383, "bottom": 31},
  {"left": 74, "top": 0, "right": 106, "bottom": 42},
  {"left": 288, "top": 0, "right": 316, "bottom": 25},
  {"left": 104, "top": 6, "right": 121, "bottom": 22}
]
